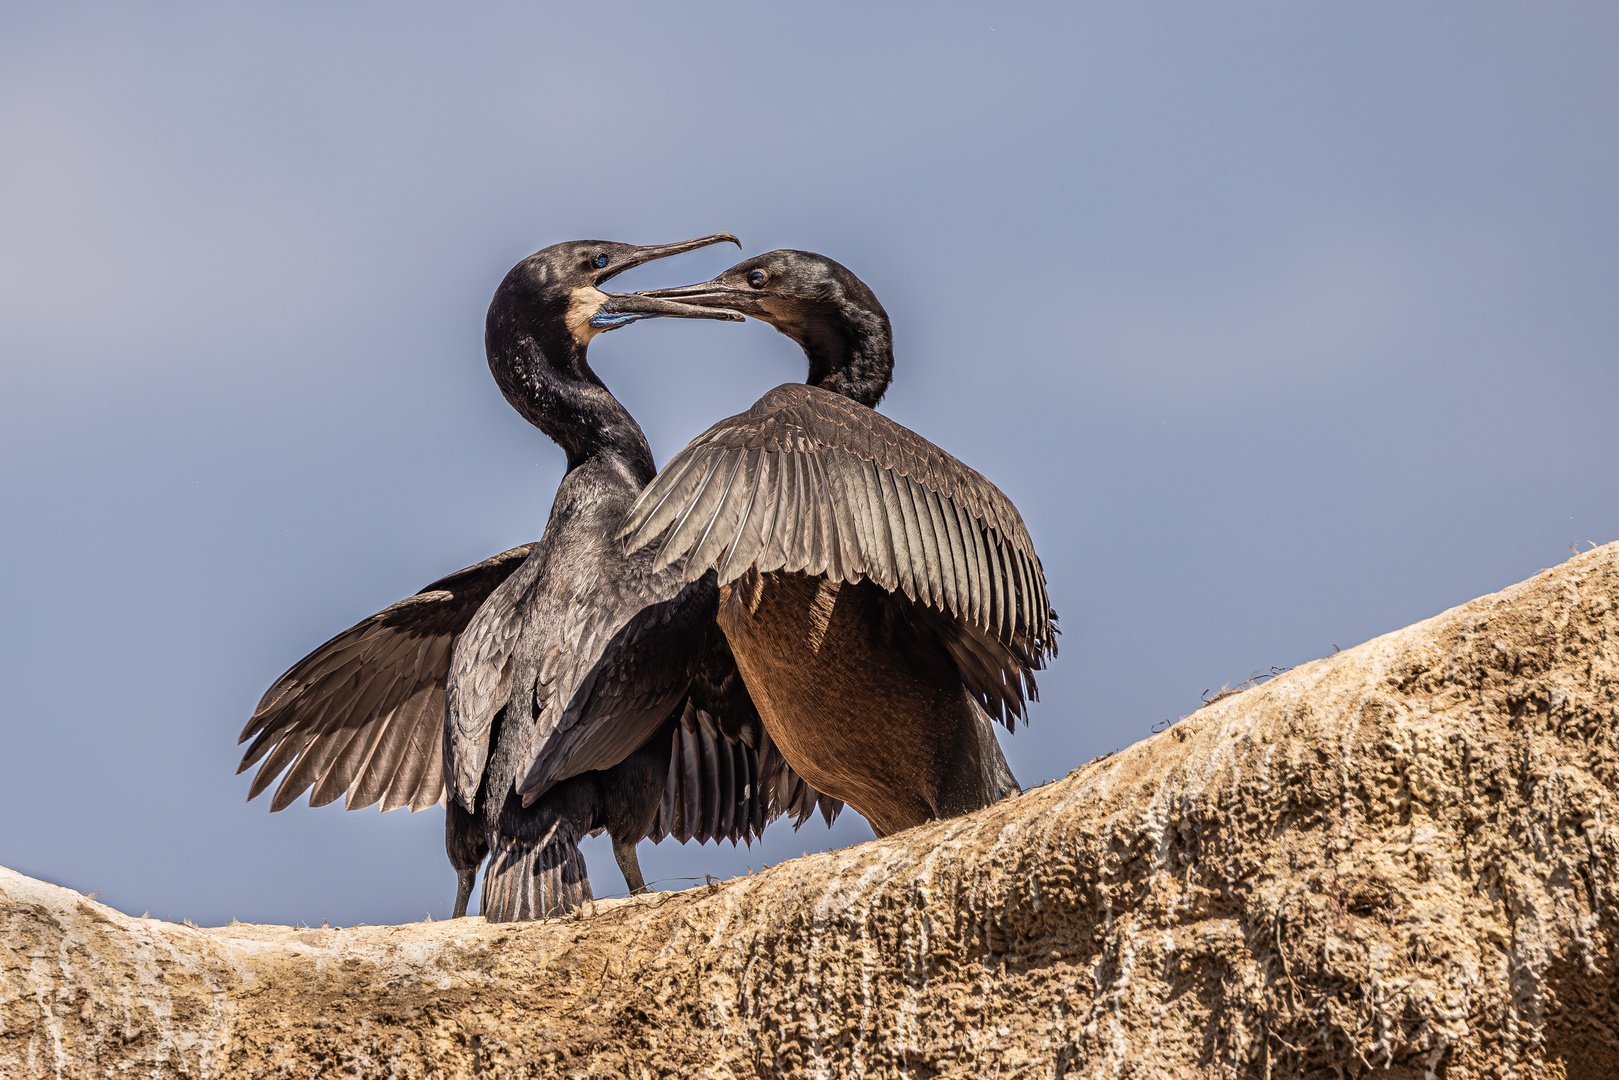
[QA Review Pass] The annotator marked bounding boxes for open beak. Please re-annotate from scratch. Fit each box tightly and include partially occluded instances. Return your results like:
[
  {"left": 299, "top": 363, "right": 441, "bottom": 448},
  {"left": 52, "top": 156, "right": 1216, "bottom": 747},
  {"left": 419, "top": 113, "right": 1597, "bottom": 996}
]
[
  {"left": 589, "top": 292, "right": 744, "bottom": 331},
  {"left": 586, "top": 234, "right": 745, "bottom": 330},
  {"left": 595, "top": 233, "right": 740, "bottom": 286},
  {"left": 635, "top": 279, "right": 768, "bottom": 318}
]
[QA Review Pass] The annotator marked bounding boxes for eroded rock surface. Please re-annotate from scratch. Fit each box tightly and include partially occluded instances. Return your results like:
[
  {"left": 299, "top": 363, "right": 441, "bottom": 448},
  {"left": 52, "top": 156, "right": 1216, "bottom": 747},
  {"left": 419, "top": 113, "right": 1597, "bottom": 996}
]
[{"left": 4, "top": 544, "right": 1618, "bottom": 1078}]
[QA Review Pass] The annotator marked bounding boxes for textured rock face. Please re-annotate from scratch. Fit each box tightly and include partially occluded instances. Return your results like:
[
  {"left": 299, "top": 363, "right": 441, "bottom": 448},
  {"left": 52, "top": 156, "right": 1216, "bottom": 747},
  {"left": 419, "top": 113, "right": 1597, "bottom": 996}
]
[{"left": 3, "top": 544, "right": 1618, "bottom": 1079}]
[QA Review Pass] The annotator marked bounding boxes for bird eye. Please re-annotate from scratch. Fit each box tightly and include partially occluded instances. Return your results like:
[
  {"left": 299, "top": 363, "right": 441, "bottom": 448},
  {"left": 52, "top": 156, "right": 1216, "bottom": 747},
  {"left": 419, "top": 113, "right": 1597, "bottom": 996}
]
[
  {"left": 593, "top": 253, "right": 609, "bottom": 269},
  {"left": 747, "top": 270, "right": 767, "bottom": 288}
]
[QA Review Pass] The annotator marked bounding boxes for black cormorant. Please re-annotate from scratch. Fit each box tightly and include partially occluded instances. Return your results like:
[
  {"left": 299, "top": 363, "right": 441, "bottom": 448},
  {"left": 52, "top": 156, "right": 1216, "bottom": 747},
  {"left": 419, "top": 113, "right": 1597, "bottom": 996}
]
[
  {"left": 615, "top": 250, "right": 1057, "bottom": 836},
  {"left": 238, "top": 236, "right": 835, "bottom": 921}
]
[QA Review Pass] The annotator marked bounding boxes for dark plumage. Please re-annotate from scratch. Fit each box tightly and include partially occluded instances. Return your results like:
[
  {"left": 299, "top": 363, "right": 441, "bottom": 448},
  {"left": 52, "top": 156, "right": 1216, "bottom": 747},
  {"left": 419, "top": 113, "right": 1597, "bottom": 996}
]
[
  {"left": 622, "top": 250, "right": 1057, "bottom": 835},
  {"left": 240, "top": 236, "right": 834, "bottom": 921},
  {"left": 239, "top": 543, "right": 537, "bottom": 816}
]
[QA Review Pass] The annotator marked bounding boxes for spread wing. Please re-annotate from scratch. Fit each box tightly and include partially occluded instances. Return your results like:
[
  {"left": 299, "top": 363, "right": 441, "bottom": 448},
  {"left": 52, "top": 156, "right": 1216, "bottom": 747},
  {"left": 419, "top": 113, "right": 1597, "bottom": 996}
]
[
  {"left": 448, "top": 545, "right": 842, "bottom": 843},
  {"left": 237, "top": 543, "right": 536, "bottom": 813},
  {"left": 516, "top": 570, "right": 729, "bottom": 804},
  {"left": 442, "top": 544, "right": 551, "bottom": 808},
  {"left": 445, "top": 528, "right": 701, "bottom": 811},
  {"left": 619, "top": 383, "right": 1057, "bottom": 724}
]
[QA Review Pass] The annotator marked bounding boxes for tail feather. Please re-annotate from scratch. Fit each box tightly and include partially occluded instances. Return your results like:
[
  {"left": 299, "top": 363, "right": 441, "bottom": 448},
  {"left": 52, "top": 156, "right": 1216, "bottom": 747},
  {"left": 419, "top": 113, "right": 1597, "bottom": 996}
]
[{"left": 480, "top": 833, "right": 591, "bottom": 922}]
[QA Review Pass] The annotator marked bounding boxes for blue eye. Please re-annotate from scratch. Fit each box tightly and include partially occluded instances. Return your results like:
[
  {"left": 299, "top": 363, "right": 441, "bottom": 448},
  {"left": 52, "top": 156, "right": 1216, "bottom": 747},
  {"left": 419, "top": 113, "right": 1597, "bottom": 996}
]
[{"left": 593, "top": 253, "right": 609, "bottom": 269}]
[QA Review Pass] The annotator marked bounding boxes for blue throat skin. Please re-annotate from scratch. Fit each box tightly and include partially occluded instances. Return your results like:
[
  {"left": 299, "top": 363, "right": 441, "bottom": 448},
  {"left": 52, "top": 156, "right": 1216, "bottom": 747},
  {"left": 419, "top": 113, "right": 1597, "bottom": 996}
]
[{"left": 589, "top": 310, "right": 659, "bottom": 331}]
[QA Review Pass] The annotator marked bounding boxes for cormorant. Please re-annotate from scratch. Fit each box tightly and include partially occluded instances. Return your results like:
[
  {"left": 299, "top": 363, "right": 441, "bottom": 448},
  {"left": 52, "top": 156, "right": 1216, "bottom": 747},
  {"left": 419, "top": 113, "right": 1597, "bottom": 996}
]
[
  {"left": 616, "top": 250, "right": 1057, "bottom": 836},
  {"left": 238, "top": 236, "right": 836, "bottom": 921}
]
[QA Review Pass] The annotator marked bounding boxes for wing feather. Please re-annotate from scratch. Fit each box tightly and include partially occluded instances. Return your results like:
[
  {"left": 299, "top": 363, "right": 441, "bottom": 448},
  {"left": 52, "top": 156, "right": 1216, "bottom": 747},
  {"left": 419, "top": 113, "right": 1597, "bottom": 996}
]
[
  {"left": 938, "top": 487, "right": 971, "bottom": 620},
  {"left": 249, "top": 714, "right": 327, "bottom": 803},
  {"left": 758, "top": 449, "right": 792, "bottom": 574},
  {"left": 619, "top": 383, "right": 1056, "bottom": 678},
  {"left": 679, "top": 710, "right": 701, "bottom": 842},
  {"left": 932, "top": 484, "right": 967, "bottom": 617},
  {"left": 372, "top": 700, "right": 434, "bottom": 812},
  {"left": 653, "top": 449, "right": 730, "bottom": 573},
  {"left": 690, "top": 450, "right": 750, "bottom": 573},
  {"left": 830, "top": 456, "right": 864, "bottom": 584},
  {"left": 987, "top": 532, "right": 1008, "bottom": 641},
  {"left": 785, "top": 451, "right": 813, "bottom": 572},
  {"left": 283, "top": 662, "right": 402, "bottom": 808},
  {"left": 855, "top": 458, "right": 896, "bottom": 592},
  {"left": 738, "top": 739, "right": 757, "bottom": 841},
  {"left": 718, "top": 449, "right": 767, "bottom": 584},
  {"left": 920, "top": 482, "right": 960, "bottom": 617},
  {"left": 885, "top": 465, "right": 926, "bottom": 604},
  {"left": 278, "top": 662, "right": 407, "bottom": 792},
  {"left": 405, "top": 717, "right": 447, "bottom": 811},
  {"left": 1015, "top": 549, "right": 1036, "bottom": 640},
  {"left": 875, "top": 462, "right": 917, "bottom": 602},
  {"left": 311, "top": 711, "right": 391, "bottom": 809},
  {"left": 906, "top": 476, "right": 944, "bottom": 610},
  {"left": 656, "top": 729, "right": 678, "bottom": 841},
  {"left": 622, "top": 450, "right": 709, "bottom": 553},
  {"left": 807, "top": 451, "right": 838, "bottom": 578},
  {"left": 698, "top": 714, "right": 721, "bottom": 843},
  {"left": 955, "top": 501, "right": 986, "bottom": 630},
  {"left": 368, "top": 684, "right": 439, "bottom": 811},
  {"left": 271, "top": 719, "right": 365, "bottom": 811},
  {"left": 445, "top": 547, "right": 547, "bottom": 805},
  {"left": 716, "top": 721, "right": 737, "bottom": 841},
  {"left": 1033, "top": 552, "right": 1054, "bottom": 651}
]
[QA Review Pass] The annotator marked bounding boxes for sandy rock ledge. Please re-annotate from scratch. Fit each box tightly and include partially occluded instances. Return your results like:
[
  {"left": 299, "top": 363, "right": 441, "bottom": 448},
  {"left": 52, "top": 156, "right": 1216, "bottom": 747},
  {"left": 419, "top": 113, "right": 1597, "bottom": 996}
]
[{"left": 5, "top": 544, "right": 1619, "bottom": 1079}]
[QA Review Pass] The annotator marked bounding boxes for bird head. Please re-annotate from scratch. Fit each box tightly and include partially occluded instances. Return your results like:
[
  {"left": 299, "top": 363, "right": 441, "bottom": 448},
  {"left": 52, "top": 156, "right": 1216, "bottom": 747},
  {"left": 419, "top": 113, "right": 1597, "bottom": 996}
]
[
  {"left": 633, "top": 249, "right": 883, "bottom": 335},
  {"left": 634, "top": 249, "right": 894, "bottom": 407},
  {"left": 488, "top": 234, "right": 745, "bottom": 352}
]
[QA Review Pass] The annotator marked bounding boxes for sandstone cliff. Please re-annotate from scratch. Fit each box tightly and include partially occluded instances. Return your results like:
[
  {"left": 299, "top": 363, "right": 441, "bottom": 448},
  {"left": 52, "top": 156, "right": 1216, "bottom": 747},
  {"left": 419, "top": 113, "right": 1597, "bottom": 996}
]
[{"left": 4, "top": 544, "right": 1618, "bottom": 1078}]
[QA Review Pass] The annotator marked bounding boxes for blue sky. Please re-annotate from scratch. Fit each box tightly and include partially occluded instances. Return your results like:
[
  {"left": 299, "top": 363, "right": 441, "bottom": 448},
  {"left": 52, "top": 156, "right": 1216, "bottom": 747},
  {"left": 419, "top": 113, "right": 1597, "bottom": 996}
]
[{"left": 2, "top": 3, "right": 1615, "bottom": 926}]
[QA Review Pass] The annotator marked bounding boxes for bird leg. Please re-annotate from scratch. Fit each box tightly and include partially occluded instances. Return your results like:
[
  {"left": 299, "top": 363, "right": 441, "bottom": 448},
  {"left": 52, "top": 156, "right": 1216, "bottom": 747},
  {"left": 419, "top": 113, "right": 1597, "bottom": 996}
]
[
  {"left": 452, "top": 866, "right": 478, "bottom": 919},
  {"left": 613, "top": 836, "right": 648, "bottom": 894},
  {"left": 444, "top": 799, "right": 487, "bottom": 919}
]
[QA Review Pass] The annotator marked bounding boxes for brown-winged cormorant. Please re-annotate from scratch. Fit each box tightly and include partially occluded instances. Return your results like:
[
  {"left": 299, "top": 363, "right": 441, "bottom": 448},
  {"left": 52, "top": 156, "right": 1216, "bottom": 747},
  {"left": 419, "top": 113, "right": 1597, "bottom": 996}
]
[
  {"left": 615, "top": 250, "right": 1057, "bottom": 836},
  {"left": 238, "top": 236, "right": 837, "bottom": 921}
]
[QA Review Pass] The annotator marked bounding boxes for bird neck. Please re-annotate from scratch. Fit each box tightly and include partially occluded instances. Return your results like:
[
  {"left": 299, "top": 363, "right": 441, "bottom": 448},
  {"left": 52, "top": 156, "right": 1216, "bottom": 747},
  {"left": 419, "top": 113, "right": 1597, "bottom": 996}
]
[
  {"left": 797, "top": 307, "right": 894, "bottom": 408},
  {"left": 486, "top": 330, "right": 656, "bottom": 482}
]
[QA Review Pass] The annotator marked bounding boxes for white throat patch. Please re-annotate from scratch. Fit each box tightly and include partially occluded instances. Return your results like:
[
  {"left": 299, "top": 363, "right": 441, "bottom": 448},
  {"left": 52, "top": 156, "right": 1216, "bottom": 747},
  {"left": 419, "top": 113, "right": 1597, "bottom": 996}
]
[{"left": 565, "top": 286, "right": 610, "bottom": 347}]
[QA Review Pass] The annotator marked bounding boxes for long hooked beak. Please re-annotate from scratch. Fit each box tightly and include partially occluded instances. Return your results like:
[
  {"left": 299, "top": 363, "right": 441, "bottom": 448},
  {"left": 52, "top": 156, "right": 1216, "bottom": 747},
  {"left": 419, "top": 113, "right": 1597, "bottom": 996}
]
[
  {"left": 589, "top": 292, "right": 744, "bottom": 331},
  {"left": 635, "top": 278, "right": 768, "bottom": 317},
  {"left": 586, "top": 233, "right": 745, "bottom": 331},
  {"left": 595, "top": 233, "right": 741, "bottom": 286}
]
